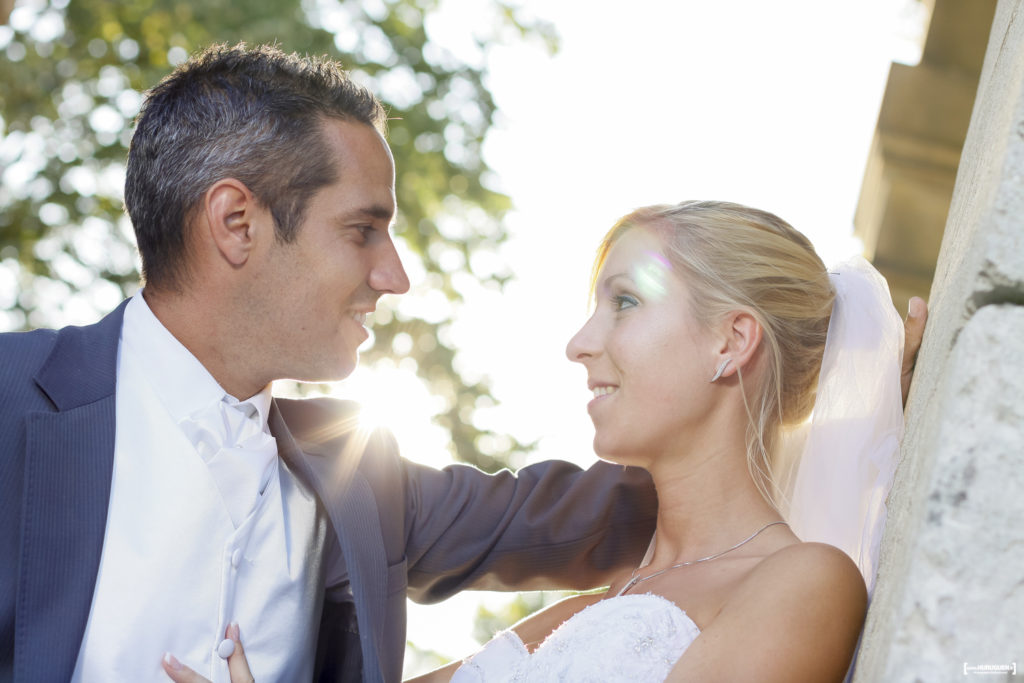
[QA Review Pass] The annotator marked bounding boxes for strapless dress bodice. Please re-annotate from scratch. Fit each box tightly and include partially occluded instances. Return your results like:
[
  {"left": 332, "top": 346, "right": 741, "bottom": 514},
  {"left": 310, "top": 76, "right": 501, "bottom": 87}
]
[{"left": 451, "top": 593, "right": 700, "bottom": 682}]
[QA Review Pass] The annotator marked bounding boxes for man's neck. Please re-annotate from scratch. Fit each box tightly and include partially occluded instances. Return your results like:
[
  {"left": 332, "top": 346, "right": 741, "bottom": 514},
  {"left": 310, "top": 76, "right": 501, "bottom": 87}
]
[{"left": 142, "top": 287, "right": 268, "bottom": 400}]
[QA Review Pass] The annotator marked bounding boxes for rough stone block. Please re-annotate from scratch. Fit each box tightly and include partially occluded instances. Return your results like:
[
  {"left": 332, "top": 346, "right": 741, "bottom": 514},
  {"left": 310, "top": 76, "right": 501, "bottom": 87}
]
[
  {"left": 854, "top": 2, "right": 1024, "bottom": 681},
  {"left": 856, "top": 305, "right": 1024, "bottom": 681},
  {"left": 930, "top": 0, "right": 1024, "bottom": 327}
]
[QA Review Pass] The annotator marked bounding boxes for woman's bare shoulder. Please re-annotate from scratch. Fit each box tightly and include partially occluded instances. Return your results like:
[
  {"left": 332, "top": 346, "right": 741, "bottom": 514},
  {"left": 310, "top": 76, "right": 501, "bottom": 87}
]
[
  {"left": 753, "top": 540, "right": 864, "bottom": 589},
  {"left": 666, "top": 542, "right": 867, "bottom": 682},
  {"left": 737, "top": 541, "right": 867, "bottom": 618}
]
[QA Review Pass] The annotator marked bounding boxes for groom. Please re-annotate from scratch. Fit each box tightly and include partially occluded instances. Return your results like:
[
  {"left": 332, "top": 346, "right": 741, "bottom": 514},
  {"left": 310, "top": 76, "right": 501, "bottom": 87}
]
[{"left": 0, "top": 44, "right": 661, "bottom": 683}]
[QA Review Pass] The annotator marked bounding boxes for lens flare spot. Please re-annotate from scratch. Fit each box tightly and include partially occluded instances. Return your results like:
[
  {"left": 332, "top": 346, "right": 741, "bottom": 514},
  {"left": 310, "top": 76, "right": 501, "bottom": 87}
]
[{"left": 633, "top": 250, "right": 671, "bottom": 301}]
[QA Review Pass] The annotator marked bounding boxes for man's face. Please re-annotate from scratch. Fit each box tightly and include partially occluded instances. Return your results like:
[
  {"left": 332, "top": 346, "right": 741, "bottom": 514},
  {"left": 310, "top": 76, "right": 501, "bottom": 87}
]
[{"left": 250, "top": 119, "right": 410, "bottom": 384}]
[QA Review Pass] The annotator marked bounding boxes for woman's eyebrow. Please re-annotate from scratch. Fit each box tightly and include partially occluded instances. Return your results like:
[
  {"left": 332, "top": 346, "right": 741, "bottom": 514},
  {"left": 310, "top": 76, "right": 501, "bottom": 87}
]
[{"left": 598, "top": 272, "right": 631, "bottom": 293}]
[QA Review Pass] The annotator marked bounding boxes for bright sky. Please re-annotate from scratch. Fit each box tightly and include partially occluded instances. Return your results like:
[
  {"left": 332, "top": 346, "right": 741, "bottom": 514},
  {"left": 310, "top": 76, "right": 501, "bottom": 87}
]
[{"left": 328, "top": 0, "right": 929, "bottom": 670}]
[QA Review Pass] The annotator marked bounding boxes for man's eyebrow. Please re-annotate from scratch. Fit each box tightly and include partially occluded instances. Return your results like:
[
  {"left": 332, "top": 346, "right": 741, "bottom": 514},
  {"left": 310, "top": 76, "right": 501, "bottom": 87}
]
[{"left": 350, "top": 205, "right": 395, "bottom": 221}]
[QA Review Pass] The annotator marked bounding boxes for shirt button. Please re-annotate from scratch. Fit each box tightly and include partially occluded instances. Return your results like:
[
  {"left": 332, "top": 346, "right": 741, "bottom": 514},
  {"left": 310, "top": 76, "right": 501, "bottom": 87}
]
[
  {"left": 217, "top": 638, "right": 235, "bottom": 659},
  {"left": 231, "top": 548, "right": 242, "bottom": 568}
]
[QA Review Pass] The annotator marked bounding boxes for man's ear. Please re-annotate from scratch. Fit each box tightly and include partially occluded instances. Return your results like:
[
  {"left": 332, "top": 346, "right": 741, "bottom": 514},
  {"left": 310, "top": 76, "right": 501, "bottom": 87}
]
[
  {"left": 203, "top": 179, "right": 261, "bottom": 267},
  {"left": 710, "top": 310, "right": 763, "bottom": 382}
]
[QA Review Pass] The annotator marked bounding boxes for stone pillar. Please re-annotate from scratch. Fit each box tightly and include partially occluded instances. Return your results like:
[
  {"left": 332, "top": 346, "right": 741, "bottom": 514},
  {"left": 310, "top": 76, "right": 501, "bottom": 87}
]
[
  {"left": 852, "top": 0, "right": 1024, "bottom": 680},
  {"left": 854, "top": 0, "right": 995, "bottom": 314}
]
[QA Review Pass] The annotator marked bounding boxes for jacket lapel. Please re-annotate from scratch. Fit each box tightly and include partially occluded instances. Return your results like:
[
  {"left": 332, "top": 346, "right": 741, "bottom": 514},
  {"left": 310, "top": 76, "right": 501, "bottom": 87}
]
[
  {"left": 271, "top": 401, "right": 388, "bottom": 683},
  {"left": 16, "top": 302, "right": 126, "bottom": 682}
]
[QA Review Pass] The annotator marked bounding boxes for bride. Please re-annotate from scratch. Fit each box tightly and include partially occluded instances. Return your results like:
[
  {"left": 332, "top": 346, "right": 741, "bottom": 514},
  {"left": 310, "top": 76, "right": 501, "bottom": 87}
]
[
  {"left": 413, "top": 200, "right": 907, "bottom": 682},
  {"left": 162, "top": 200, "right": 913, "bottom": 682}
]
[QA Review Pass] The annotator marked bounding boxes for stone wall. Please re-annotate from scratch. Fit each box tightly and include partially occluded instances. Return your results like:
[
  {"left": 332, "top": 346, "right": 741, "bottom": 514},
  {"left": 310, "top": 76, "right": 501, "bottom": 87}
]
[{"left": 853, "top": 0, "right": 1024, "bottom": 680}]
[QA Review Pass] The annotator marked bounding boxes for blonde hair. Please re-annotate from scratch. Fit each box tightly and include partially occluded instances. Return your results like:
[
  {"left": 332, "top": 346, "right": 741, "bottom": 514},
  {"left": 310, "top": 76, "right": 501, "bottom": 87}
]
[{"left": 591, "top": 200, "right": 835, "bottom": 506}]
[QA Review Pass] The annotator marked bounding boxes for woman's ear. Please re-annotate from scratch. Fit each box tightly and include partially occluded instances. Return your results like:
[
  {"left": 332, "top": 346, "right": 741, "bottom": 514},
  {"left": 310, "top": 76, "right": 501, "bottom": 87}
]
[
  {"left": 710, "top": 310, "right": 763, "bottom": 382},
  {"left": 203, "top": 179, "right": 260, "bottom": 267}
]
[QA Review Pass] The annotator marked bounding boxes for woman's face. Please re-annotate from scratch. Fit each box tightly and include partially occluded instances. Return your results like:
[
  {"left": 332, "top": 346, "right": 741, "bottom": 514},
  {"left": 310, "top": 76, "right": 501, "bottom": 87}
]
[{"left": 566, "top": 226, "right": 718, "bottom": 465}]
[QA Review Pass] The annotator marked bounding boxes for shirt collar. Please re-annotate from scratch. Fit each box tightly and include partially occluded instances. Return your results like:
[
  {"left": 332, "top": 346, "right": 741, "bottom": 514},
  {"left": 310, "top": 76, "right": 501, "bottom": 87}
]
[
  {"left": 224, "top": 384, "right": 273, "bottom": 429},
  {"left": 120, "top": 292, "right": 272, "bottom": 431}
]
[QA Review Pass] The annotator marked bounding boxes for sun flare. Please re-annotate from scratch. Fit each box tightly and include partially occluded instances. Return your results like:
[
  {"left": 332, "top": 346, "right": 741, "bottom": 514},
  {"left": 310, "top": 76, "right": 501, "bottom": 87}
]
[{"left": 329, "top": 359, "right": 453, "bottom": 470}]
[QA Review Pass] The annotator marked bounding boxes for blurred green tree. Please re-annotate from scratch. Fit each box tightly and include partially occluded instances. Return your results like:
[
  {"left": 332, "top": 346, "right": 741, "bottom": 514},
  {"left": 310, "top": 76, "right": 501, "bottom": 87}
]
[
  {"left": 0, "top": 0, "right": 556, "bottom": 471},
  {"left": 471, "top": 591, "right": 573, "bottom": 646}
]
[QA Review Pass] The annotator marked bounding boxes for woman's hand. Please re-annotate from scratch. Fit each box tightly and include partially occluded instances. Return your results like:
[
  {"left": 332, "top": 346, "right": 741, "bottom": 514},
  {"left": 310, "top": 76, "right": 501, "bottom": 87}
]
[
  {"left": 901, "top": 296, "right": 927, "bottom": 406},
  {"left": 162, "top": 623, "right": 255, "bottom": 683}
]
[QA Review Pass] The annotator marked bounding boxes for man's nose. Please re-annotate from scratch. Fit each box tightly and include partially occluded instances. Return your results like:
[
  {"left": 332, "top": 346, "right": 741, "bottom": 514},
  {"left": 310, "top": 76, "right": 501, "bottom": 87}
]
[{"left": 370, "top": 238, "right": 410, "bottom": 295}]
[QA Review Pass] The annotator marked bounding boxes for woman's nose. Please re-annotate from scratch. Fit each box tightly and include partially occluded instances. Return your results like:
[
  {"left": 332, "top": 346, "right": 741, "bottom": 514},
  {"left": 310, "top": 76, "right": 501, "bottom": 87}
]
[{"left": 566, "top": 316, "right": 599, "bottom": 363}]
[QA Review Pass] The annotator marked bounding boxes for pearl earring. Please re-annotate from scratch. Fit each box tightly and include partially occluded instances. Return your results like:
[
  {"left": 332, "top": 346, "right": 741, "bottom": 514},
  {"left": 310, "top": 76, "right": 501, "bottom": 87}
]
[{"left": 709, "top": 358, "right": 732, "bottom": 383}]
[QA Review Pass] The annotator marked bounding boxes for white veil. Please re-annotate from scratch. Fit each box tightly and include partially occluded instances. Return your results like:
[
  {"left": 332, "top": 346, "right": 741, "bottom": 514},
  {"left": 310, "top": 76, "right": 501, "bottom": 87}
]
[{"left": 775, "top": 256, "right": 905, "bottom": 593}]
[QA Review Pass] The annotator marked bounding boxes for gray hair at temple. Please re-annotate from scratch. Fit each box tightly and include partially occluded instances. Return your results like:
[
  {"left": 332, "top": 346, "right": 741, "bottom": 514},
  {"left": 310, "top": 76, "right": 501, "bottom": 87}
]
[{"left": 124, "top": 43, "right": 387, "bottom": 291}]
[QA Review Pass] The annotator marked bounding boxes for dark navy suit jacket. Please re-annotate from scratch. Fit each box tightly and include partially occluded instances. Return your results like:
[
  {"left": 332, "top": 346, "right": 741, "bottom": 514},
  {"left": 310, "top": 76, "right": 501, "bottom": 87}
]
[{"left": 0, "top": 302, "right": 657, "bottom": 682}]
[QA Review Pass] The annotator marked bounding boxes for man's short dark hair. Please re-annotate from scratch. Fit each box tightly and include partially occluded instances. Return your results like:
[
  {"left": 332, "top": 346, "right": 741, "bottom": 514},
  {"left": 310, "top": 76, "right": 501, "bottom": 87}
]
[{"left": 124, "top": 43, "right": 387, "bottom": 290}]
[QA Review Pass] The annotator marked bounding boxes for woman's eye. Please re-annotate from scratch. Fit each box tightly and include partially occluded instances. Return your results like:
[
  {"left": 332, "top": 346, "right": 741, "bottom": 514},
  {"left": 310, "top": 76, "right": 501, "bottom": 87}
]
[{"left": 614, "top": 294, "right": 639, "bottom": 311}]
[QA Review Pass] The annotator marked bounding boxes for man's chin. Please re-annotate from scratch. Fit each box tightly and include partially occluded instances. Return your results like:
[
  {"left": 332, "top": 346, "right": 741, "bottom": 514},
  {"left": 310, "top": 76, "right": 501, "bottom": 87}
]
[
  {"left": 288, "top": 354, "right": 359, "bottom": 384},
  {"left": 325, "top": 357, "right": 359, "bottom": 382}
]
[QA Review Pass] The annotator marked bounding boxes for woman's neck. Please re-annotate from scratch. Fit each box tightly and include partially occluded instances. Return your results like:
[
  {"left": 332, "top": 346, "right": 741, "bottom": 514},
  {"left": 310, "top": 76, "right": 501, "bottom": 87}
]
[{"left": 642, "top": 437, "right": 783, "bottom": 571}]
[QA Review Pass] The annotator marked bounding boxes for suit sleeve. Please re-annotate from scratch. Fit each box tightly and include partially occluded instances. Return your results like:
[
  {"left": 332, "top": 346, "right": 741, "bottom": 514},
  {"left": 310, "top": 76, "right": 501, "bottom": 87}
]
[
  {"left": 397, "top": 455, "right": 657, "bottom": 603},
  {"left": 276, "top": 396, "right": 657, "bottom": 605}
]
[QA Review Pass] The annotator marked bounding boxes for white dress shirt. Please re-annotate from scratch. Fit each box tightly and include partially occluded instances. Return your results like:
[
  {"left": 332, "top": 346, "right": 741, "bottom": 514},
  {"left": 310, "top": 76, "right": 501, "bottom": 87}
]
[{"left": 71, "top": 293, "right": 326, "bottom": 682}]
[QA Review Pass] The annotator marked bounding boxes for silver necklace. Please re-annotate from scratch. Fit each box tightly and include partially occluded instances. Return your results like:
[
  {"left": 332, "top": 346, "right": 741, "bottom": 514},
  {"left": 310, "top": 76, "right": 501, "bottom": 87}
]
[{"left": 616, "top": 520, "right": 789, "bottom": 597}]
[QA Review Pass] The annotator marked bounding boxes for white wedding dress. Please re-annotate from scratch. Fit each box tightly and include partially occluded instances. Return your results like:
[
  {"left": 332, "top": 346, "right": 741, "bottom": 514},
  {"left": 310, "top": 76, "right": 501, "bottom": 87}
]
[{"left": 450, "top": 593, "right": 700, "bottom": 682}]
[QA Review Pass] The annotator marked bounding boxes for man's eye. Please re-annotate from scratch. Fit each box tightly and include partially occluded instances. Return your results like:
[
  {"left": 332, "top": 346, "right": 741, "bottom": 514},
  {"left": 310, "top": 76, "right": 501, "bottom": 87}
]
[{"left": 351, "top": 225, "right": 376, "bottom": 241}]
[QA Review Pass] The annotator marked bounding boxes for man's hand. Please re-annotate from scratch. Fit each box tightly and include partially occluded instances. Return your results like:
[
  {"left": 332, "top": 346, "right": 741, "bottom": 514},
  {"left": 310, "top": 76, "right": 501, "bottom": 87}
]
[
  {"left": 901, "top": 296, "right": 928, "bottom": 406},
  {"left": 162, "top": 623, "right": 254, "bottom": 683}
]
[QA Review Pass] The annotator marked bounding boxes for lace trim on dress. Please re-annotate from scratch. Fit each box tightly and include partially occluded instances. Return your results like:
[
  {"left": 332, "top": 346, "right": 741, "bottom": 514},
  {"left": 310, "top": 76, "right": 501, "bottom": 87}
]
[{"left": 452, "top": 593, "right": 700, "bottom": 682}]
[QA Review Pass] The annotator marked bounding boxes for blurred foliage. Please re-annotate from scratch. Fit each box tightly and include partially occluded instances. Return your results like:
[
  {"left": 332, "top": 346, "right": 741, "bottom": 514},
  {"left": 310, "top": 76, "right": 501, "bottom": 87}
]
[
  {"left": 402, "top": 639, "right": 451, "bottom": 678},
  {"left": 471, "top": 591, "right": 572, "bottom": 645},
  {"left": 0, "top": 0, "right": 558, "bottom": 471}
]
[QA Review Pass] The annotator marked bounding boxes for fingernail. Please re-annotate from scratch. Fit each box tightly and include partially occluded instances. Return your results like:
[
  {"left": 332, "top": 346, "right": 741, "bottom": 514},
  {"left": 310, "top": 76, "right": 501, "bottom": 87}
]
[
  {"left": 228, "top": 621, "right": 240, "bottom": 640},
  {"left": 909, "top": 297, "right": 924, "bottom": 317},
  {"left": 163, "top": 652, "right": 183, "bottom": 671}
]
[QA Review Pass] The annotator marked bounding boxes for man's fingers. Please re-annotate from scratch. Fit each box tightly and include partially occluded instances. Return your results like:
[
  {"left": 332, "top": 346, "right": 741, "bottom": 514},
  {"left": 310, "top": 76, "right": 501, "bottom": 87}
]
[
  {"left": 901, "top": 296, "right": 928, "bottom": 405},
  {"left": 162, "top": 653, "right": 210, "bottom": 683},
  {"left": 226, "top": 623, "right": 256, "bottom": 683}
]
